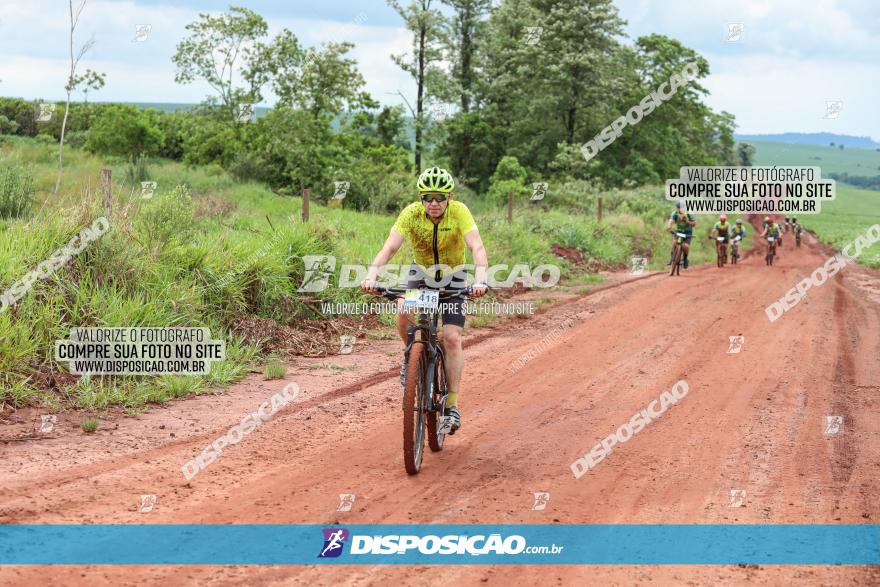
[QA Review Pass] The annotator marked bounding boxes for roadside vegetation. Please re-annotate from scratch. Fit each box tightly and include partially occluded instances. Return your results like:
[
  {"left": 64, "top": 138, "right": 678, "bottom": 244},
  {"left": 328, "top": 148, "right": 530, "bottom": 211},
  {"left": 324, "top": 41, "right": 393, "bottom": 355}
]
[
  {"left": 1, "top": 135, "right": 718, "bottom": 410},
  {"left": 0, "top": 0, "right": 777, "bottom": 410}
]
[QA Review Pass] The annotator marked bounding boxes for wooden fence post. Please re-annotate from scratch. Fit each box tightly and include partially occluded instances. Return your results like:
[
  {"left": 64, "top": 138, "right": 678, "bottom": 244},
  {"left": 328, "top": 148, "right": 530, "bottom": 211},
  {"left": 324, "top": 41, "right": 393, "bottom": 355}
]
[
  {"left": 597, "top": 196, "right": 603, "bottom": 222},
  {"left": 507, "top": 192, "right": 513, "bottom": 224},
  {"left": 100, "top": 168, "right": 112, "bottom": 214},
  {"left": 302, "top": 188, "right": 310, "bottom": 223}
]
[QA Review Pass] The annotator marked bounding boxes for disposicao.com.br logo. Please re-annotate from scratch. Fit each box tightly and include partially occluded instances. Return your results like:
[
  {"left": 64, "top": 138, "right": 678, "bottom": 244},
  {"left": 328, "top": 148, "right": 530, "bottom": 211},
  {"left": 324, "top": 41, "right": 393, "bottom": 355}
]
[{"left": 318, "top": 527, "right": 563, "bottom": 558}]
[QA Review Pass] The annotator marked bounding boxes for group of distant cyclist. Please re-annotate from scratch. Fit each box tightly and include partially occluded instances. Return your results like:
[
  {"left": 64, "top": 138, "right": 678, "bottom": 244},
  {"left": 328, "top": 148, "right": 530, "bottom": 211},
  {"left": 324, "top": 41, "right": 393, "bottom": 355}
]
[{"left": 666, "top": 201, "right": 804, "bottom": 268}]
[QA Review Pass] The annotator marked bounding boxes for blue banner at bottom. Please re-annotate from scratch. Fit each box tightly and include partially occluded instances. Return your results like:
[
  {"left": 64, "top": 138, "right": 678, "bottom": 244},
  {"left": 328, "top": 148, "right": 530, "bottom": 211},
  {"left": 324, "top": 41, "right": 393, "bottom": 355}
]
[{"left": 0, "top": 525, "right": 877, "bottom": 565}]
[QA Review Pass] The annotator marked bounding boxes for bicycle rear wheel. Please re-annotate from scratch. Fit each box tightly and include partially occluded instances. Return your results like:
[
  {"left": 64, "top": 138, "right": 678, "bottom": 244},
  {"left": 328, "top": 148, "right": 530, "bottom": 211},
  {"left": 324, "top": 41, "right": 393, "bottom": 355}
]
[
  {"left": 427, "top": 350, "right": 447, "bottom": 452},
  {"left": 403, "top": 342, "right": 427, "bottom": 474},
  {"left": 671, "top": 243, "right": 683, "bottom": 276}
]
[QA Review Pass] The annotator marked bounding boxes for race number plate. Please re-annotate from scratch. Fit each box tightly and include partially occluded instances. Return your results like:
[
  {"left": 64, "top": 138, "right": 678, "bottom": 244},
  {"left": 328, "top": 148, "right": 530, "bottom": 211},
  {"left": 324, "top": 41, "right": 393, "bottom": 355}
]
[
  {"left": 767, "top": 237, "right": 775, "bottom": 242},
  {"left": 717, "top": 236, "right": 725, "bottom": 242},
  {"left": 403, "top": 289, "right": 439, "bottom": 311}
]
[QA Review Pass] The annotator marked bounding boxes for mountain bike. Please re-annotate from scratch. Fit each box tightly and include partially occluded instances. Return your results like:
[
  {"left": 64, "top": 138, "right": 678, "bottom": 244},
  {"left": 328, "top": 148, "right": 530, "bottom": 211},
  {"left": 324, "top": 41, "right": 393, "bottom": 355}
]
[
  {"left": 730, "top": 235, "right": 742, "bottom": 264},
  {"left": 766, "top": 236, "right": 777, "bottom": 266},
  {"left": 670, "top": 231, "right": 688, "bottom": 276},
  {"left": 374, "top": 285, "right": 472, "bottom": 475},
  {"left": 714, "top": 236, "right": 728, "bottom": 268}
]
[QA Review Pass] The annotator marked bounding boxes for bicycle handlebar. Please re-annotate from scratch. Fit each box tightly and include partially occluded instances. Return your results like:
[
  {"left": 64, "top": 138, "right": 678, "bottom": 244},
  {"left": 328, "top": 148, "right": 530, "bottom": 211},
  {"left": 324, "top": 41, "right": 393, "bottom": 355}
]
[{"left": 371, "top": 285, "right": 474, "bottom": 301}]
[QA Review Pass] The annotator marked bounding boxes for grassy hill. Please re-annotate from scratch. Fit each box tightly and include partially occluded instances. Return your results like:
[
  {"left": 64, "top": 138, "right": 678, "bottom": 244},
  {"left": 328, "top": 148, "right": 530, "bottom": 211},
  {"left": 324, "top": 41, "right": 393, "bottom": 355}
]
[
  {"left": 737, "top": 133, "right": 880, "bottom": 149},
  {"left": 751, "top": 141, "right": 880, "bottom": 178}
]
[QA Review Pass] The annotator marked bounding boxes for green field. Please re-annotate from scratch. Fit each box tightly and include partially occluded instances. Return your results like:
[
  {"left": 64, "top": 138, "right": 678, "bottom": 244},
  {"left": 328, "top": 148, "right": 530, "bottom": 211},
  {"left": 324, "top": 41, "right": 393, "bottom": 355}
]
[
  {"left": 751, "top": 141, "right": 880, "bottom": 267},
  {"left": 752, "top": 141, "right": 880, "bottom": 178},
  {"left": 800, "top": 184, "right": 880, "bottom": 267}
]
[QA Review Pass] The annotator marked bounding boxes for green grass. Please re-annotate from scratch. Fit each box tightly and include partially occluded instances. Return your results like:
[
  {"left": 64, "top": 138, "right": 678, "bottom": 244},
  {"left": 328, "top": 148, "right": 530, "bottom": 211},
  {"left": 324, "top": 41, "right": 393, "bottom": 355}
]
[
  {"left": 0, "top": 136, "right": 783, "bottom": 409},
  {"left": 751, "top": 141, "right": 880, "bottom": 267},
  {"left": 797, "top": 184, "right": 880, "bottom": 267},
  {"left": 80, "top": 417, "right": 99, "bottom": 433},
  {"left": 752, "top": 141, "right": 880, "bottom": 178},
  {"left": 264, "top": 362, "right": 287, "bottom": 379}
]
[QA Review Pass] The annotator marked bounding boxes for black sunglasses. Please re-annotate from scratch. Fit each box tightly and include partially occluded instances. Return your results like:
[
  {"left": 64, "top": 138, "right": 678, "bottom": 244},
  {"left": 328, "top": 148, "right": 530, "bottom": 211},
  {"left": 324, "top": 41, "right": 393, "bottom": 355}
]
[{"left": 421, "top": 193, "right": 448, "bottom": 203}]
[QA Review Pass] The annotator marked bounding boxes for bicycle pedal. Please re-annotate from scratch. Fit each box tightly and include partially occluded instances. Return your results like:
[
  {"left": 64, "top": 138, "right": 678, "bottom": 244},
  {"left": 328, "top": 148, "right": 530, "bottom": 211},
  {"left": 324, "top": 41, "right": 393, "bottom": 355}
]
[{"left": 438, "top": 417, "right": 455, "bottom": 435}]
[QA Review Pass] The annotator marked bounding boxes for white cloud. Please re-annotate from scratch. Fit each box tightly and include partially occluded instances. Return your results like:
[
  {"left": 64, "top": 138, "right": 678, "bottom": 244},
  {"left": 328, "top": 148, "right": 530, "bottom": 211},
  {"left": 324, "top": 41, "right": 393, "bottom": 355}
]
[
  {"left": 0, "top": 0, "right": 414, "bottom": 107},
  {"left": 702, "top": 54, "right": 879, "bottom": 137},
  {"left": 1, "top": 0, "right": 877, "bottom": 139},
  {"left": 618, "top": 0, "right": 880, "bottom": 138}
]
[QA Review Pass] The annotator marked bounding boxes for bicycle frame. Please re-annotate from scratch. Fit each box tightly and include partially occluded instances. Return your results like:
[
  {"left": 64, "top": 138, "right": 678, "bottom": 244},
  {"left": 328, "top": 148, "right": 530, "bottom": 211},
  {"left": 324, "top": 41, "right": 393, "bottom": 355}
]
[
  {"left": 403, "top": 304, "right": 445, "bottom": 415},
  {"left": 374, "top": 285, "right": 471, "bottom": 472}
]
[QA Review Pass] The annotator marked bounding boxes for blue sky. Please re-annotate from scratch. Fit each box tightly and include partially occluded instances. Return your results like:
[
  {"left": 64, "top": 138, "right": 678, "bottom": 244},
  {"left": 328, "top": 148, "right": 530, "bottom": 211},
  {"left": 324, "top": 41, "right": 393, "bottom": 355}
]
[{"left": 1, "top": 0, "right": 878, "bottom": 139}]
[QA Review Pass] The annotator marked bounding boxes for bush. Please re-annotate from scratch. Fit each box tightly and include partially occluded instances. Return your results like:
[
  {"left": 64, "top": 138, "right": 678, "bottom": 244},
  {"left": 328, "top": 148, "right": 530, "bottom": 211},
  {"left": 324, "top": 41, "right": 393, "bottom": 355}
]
[
  {"left": 80, "top": 417, "right": 99, "bottom": 433},
  {"left": 180, "top": 113, "right": 239, "bottom": 167},
  {"left": 488, "top": 155, "right": 529, "bottom": 204},
  {"left": 0, "top": 115, "right": 20, "bottom": 135},
  {"left": 0, "top": 97, "right": 38, "bottom": 136},
  {"left": 0, "top": 165, "right": 36, "bottom": 219},
  {"left": 85, "top": 105, "right": 165, "bottom": 158},
  {"left": 229, "top": 151, "right": 261, "bottom": 182},
  {"left": 125, "top": 154, "right": 151, "bottom": 185},
  {"left": 65, "top": 130, "right": 89, "bottom": 150},
  {"left": 133, "top": 184, "right": 196, "bottom": 255},
  {"left": 334, "top": 144, "right": 412, "bottom": 213},
  {"left": 154, "top": 111, "right": 188, "bottom": 160}
]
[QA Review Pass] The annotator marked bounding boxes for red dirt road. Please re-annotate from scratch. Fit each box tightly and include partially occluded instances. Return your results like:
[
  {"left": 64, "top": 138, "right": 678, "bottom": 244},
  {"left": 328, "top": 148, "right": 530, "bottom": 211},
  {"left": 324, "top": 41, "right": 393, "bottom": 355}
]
[{"left": 2, "top": 232, "right": 879, "bottom": 586}]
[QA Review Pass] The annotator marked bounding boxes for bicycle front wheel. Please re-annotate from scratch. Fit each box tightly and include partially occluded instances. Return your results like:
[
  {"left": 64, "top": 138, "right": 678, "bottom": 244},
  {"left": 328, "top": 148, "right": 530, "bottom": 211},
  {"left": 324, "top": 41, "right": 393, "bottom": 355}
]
[
  {"left": 427, "top": 350, "right": 447, "bottom": 452},
  {"left": 403, "top": 342, "right": 427, "bottom": 474}
]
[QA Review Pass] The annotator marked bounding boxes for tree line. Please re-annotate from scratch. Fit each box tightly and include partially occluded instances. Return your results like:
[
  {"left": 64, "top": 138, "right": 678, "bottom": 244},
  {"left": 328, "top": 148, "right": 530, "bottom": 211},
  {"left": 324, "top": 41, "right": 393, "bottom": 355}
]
[{"left": 0, "top": 1, "right": 753, "bottom": 210}]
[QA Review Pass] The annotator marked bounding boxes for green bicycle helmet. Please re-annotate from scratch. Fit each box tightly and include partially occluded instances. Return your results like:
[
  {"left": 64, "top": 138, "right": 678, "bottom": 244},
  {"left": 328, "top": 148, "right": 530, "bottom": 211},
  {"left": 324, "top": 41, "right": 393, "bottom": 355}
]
[{"left": 417, "top": 167, "right": 455, "bottom": 193}]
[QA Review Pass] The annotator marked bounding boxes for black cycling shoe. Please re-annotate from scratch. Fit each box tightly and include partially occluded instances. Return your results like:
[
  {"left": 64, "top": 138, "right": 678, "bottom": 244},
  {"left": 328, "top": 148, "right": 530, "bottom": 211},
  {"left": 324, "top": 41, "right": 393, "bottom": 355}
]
[{"left": 446, "top": 406, "right": 461, "bottom": 434}]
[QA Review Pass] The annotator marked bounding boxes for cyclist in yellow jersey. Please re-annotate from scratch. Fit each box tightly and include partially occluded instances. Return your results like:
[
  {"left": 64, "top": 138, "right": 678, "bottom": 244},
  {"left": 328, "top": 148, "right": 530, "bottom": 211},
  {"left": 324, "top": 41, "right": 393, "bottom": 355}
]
[
  {"left": 760, "top": 217, "right": 783, "bottom": 262},
  {"left": 362, "top": 167, "right": 488, "bottom": 432}
]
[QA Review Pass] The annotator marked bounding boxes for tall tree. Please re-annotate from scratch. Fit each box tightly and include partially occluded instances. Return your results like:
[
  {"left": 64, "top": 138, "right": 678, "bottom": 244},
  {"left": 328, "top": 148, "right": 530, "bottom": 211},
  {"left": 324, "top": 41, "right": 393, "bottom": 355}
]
[
  {"left": 478, "top": 0, "right": 629, "bottom": 172},
  {"left": 72, "top": 69, "right": 105, "bottom": 104},
  {"left": 388, "top": 0, "right": 448, "bottom": 172},
  {"left": 442, "top": 0, "right": 491, "bottom": 114},
  {"left": 272, "top": 41, "right": 372, "bottom": 121},
  {"left": 438, "top": 0, "right": 491, "bottom": 176},
  {"left": 54, "top": 0, "right": 94, "bottom": 195},
  {"left": 172, "top": 6, "right": 272, "bottom": 123}
]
